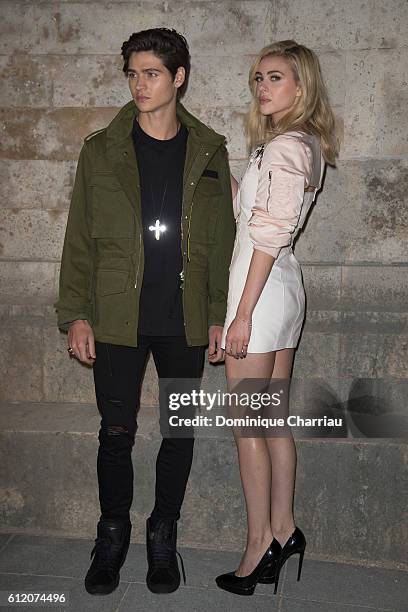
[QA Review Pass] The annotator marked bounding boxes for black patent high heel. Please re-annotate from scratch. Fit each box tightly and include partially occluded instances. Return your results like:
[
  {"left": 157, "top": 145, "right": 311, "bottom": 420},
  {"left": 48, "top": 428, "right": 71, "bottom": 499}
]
[
  {"left": 215, "top": 539, "right": 281, "bottom": 596},
  {"left": 272, "top": 526, "right": 306, "bottom": 594}
]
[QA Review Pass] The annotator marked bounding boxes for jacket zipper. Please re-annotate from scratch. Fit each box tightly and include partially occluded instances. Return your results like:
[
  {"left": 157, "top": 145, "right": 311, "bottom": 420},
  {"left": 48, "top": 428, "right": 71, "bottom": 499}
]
[
  {"left": 187, "top": 200, "right": 193, "bottom": 262},
  {"left": 267, "top": 170, "right": 273, "bottom": 210},
  {"left": 134, "top": 232, "right": 142, "bottom": 288}
]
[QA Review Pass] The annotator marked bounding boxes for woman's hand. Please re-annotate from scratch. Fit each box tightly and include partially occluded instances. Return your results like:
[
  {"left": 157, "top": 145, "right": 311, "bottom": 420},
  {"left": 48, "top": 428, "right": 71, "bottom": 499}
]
[{"left": 225, "top": 317, "right": 252, "bottom": 359}]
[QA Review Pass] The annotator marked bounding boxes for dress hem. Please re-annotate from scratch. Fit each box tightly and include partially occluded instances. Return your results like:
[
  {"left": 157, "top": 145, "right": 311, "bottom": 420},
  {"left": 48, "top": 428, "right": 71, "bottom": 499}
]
[{"left": 221, "top": 343, "right": 298, "bottom": 354}]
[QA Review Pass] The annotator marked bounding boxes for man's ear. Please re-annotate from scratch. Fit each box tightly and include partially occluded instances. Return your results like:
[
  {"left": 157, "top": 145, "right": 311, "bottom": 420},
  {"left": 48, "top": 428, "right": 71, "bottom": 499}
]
[{"left": 174, "top": 66, "right": 186, "bottom": 90}]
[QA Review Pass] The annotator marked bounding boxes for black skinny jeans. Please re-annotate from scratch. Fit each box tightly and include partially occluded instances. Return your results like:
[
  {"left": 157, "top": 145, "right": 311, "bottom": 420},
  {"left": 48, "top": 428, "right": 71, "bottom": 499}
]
[{"left": 92, "top": 335, "right": 205, "bottom": 524}]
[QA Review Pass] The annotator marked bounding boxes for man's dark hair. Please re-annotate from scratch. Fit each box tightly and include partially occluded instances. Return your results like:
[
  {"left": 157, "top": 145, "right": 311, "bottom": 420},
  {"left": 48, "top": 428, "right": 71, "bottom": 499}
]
[{"left": 121, "top": 28, "right": 191, "bottom": 99}]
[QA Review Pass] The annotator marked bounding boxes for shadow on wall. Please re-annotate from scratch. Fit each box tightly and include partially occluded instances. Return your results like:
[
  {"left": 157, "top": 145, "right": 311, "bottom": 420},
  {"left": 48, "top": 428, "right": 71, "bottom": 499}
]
[{"left": 288, "top": 377, "right": 408, "bottom": 439}]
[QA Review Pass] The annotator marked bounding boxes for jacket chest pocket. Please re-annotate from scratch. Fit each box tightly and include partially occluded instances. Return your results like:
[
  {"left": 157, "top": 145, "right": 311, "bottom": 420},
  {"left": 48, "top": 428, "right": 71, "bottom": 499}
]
[
  {"left": 190, "top": 176, "right": 222, "bottom": 244},
  {"left": 89, "top": 174, "right": 135, "bottom": 238}
]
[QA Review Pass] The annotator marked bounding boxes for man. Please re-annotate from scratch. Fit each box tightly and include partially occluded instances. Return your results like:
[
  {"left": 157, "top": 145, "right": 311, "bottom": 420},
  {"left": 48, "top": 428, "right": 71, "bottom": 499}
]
[{"left": 54, "top": 28, "right": 235, "bottom": 596}]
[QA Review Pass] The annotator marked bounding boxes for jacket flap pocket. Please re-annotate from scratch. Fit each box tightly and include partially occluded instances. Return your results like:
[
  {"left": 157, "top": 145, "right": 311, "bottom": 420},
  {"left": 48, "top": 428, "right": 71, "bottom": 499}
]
[
  {"left": 196, "top": 175, "right": 222, "bottom": 197},
  {"left": 96, "top": 269, "right": 128, "bottom": 296},
  {"left": 90, "top": 178, "right": 135, "bottom": 238},
  {"left": 89, "top": 173, "right": 123, "bottom": 192}
]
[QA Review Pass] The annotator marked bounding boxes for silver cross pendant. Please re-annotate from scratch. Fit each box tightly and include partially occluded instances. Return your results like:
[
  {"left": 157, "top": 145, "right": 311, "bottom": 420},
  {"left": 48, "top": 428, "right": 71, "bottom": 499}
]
[{"left": 149, "top": 219, "right": 167, "bottom": 240}]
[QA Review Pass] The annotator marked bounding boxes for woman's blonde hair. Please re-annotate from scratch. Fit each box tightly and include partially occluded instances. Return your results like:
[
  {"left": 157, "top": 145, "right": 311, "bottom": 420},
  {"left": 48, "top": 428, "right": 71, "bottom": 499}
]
[{"left": 246, "top": 40, "right": 339, "bottom": 165}]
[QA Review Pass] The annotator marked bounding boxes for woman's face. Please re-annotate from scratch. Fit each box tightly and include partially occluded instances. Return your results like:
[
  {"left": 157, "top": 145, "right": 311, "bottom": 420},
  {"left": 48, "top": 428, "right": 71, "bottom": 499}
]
[{"left": 254, "top": 54, "right": 301, "bottom": 122}]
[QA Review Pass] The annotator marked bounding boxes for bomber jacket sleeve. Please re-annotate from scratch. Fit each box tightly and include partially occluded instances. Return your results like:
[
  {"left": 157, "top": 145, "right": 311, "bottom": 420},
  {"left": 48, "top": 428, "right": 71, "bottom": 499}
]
[
  {"left": 54, "top": 143, "right": 95, "bottom": 332},
  {"left": 248, "top": 135, "right": 312, "bottom": 259},
  {"left": 207, "top": 144, "right": 236, "bottom": 327}
]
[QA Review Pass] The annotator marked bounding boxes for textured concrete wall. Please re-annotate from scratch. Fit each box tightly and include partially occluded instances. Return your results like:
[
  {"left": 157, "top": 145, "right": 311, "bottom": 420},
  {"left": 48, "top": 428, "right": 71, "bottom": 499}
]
[
  {"left": 1, "top": 0, "right": 407, "bottom": 403},
  {"left": 0, "top": 0, "right": 407, "bottom": 562},
  {"left": 1, "top": 403, "right": 406, "bottom": 567}
]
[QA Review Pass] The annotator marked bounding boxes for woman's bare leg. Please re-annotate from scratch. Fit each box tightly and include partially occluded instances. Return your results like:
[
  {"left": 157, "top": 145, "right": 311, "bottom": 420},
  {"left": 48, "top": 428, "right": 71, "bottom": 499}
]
[
  {"left": 225, "top": 351, "right": 275, "bottom": 576},
  {"left": 265, "top": 348, "right": 297, "bottom": 547}
]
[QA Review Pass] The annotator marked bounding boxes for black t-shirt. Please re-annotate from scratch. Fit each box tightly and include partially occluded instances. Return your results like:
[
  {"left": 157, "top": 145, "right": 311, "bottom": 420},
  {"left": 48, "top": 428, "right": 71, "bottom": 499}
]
[{"left": 132, "top": 118, "right": 188, "bottom": 335}]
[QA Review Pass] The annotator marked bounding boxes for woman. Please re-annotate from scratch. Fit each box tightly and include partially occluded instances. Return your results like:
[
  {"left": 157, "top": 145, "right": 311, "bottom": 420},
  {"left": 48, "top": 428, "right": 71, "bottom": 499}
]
[{"left": 216, "top": 40, "right": 338, "bottom": 596}]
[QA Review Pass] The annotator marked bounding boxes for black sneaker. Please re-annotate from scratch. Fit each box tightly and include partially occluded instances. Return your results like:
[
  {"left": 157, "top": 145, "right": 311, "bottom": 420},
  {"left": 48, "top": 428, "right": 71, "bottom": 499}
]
[
  {"left": 146, "top": 517, "right": 186, "bottom": 594},
  {"left": 85, "top": 518, "right": 132, "bottom": 595}
]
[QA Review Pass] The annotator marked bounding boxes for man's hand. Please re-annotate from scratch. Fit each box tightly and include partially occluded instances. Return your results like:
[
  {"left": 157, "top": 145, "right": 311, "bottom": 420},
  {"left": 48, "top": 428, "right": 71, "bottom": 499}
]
[
  {"left": 208, "top": 325, "right": 225, "bottom": 363},
  {"left": 67, "top": 319, "right": 96, "bottom": 365}
]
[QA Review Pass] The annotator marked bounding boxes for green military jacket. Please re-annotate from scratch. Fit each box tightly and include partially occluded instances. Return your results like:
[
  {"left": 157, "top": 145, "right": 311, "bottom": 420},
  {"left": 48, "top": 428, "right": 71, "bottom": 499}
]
[{"left": 54, "top": 100, "right": 236, "bottom": 347}]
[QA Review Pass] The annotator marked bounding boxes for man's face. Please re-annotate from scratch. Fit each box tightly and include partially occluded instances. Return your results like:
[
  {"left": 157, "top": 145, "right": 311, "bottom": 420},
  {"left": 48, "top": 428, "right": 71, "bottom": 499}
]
[{"left": 126, "top": 51, "right": 183, "bottom": 113}]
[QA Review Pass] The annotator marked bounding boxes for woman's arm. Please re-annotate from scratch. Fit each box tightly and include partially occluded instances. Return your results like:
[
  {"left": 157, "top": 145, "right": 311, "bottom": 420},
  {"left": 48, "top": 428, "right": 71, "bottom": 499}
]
[{"left": 224, "top": 249, "right": 275, "bottom": 358}]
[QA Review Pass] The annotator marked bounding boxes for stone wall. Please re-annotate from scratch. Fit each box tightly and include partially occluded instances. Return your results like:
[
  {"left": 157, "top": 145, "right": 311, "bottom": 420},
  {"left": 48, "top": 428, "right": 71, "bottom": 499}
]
[
  {"left": 0, "top": 0, "right": 407, "bottom": 562},
  {"left": 1, "top": 1, "right": 407, "bottom": 404}
]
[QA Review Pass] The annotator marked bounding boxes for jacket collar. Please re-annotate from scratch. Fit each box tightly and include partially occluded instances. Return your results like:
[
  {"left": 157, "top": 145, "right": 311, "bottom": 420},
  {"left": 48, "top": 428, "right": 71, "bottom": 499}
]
[{"left": 106, "top": 99, "right": 225, "bottom": 154}]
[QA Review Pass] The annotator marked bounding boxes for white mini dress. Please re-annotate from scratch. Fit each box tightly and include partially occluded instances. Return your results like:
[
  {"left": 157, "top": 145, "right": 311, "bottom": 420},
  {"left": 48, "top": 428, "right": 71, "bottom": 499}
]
[{"left": 221, "top": 131, "right": 324, "bottom": 353}]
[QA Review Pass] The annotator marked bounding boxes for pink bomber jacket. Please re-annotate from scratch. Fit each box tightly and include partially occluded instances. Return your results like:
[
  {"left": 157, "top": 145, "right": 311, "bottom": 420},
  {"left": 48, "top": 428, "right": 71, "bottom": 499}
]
[{"left": 247, "top": 131, "right": 323, "bottom": 259}]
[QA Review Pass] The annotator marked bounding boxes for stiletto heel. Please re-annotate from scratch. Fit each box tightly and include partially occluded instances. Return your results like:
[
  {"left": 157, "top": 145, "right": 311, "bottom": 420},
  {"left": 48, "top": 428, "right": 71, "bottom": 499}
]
[
  {"left": 273, "top": 563, "right": 282, "bottom": 594},
  {"left": 297, "top": 548, "right": 305, "bottom": 580},
  {"left": 271, "top": 526, "right": 306, "bottom": 594}
]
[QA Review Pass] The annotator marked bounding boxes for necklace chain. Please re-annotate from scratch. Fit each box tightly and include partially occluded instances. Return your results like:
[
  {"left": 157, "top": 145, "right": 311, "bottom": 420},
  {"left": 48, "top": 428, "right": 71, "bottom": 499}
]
[
  {"left": 148, "top": 179, "right": 168, "bottom": 240},
  {"left": 137, "top": 117, "right": 182, "bottom": 241},
  {"left": 150, "top": 180, "right": 168, "bottom": 221}
]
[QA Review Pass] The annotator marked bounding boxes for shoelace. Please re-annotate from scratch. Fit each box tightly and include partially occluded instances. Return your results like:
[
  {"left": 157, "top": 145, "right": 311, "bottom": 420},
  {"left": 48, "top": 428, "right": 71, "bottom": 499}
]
[
  {"left": 90, "top": 536, "right": 118, "bottom": 573},
  {"left": 149, "top": 526, "right": 186, "bottom": 584}
]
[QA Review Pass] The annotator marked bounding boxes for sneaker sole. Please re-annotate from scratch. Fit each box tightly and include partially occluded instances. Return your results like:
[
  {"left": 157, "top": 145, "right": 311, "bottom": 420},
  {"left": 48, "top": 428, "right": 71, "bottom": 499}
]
[
  {"left": 146, "top": 578, "right": 180, "bottom": 594},
  {"left": 85, "top": 573, "right": 120, "bottom": 596}
]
